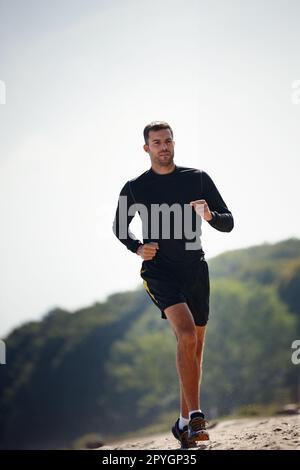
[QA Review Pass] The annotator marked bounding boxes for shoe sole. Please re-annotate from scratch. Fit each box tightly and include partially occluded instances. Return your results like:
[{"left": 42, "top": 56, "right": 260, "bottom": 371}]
[
  {"left": 189, "top": 430, "right": 210, "bottom": 441},
  {"left": 172, "top": 426, "right": 199, "bottom": 448}
]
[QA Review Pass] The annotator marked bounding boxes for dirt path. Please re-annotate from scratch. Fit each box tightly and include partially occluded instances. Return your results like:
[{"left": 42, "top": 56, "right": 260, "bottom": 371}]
[{"left": 99, "top": 415, "right": 300, "bottom": 450}]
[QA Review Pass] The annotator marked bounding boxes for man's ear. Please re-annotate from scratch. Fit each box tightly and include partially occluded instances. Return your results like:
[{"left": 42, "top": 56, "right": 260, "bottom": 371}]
[{"left": 143, "top": 144, "right": 149, "bottom": 153}]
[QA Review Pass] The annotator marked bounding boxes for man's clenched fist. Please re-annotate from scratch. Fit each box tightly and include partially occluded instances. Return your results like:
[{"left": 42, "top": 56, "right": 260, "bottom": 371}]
[
  {"left": 137, "top": 242, "right": 159, "bottom": 260},
  {"left": 189, "top": 199, "right": 213, "bottom": 221}
]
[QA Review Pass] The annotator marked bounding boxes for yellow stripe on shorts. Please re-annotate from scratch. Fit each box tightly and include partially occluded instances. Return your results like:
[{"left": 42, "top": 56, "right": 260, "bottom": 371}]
[{"left": 143, "top": 279, "right": 158, "bottom": 304}]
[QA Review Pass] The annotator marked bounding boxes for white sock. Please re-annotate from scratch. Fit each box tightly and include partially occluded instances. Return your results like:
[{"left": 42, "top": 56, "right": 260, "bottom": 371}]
[
  {"left": 178, "top": 414, "right": 189, "bottom": 430},
  {"left": 189, "top": 409, "right": 202, "bottom": 419}
]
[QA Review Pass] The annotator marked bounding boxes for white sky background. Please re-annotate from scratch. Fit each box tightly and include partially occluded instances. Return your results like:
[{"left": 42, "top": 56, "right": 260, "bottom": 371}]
[{"left": 0, "top": 0, "right": 299, "bottom": 337}]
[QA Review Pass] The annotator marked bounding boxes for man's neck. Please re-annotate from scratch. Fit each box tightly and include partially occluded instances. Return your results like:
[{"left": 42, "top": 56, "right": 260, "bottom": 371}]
[{"left": 151, "top": 163, "right": 176, "bottom": 175}]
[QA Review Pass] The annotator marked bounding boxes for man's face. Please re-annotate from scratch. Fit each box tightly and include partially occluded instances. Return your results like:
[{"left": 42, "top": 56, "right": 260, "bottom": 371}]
[{"left": 143, "top": 128, "right": 175, "bottom": 167}]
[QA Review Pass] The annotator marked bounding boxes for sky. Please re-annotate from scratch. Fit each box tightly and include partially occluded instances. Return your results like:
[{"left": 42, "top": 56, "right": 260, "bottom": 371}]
[{"left": 0, "top": 0, "right": 299, "bottom": 337}]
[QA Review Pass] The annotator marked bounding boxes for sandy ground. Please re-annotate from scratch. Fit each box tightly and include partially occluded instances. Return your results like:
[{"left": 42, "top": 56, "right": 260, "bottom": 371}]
[{"left": 99, "top": 415, "right": 300, "bottom": 450}]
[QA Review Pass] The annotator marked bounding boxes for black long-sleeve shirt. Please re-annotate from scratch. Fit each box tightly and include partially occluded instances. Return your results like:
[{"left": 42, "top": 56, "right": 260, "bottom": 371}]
[{"left": 113, "top": 165, "right": 234, "bottom": 264}]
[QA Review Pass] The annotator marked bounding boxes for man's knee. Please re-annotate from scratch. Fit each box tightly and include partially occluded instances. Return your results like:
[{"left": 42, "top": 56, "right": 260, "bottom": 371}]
[{"left": 177, "top": 327, "right": 197, "bottom": 347}]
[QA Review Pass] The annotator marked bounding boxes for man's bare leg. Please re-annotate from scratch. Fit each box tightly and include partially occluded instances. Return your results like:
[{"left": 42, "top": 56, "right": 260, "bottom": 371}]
[
  {"left": 179, "top": 326, "right": 206, "bottom": 418},
  {"left": 164, "top": 302, "right": 200, "bottom": 412}
]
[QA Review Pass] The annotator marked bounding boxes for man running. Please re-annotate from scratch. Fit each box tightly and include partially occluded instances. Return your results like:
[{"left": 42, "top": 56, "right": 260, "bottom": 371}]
[{"left": 113, "top": 121, "right": 234, "bottom": 448}]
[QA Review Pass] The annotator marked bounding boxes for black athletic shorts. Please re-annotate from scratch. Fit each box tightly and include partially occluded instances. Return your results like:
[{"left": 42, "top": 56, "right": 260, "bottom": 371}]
[{"left": 140, "top": 255, "right": 210, "bottom": 326}]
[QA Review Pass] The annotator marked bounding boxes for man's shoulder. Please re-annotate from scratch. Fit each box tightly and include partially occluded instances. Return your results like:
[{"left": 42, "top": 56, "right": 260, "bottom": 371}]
[
  {"left": 128, "top": 169, "right": 152, "bottom": 186},
  {"left": 176, "top": 165, "right": 203, "bottom": 175},
  {"left": 176, "top": 166, "right": 211, "bottom": 181}
]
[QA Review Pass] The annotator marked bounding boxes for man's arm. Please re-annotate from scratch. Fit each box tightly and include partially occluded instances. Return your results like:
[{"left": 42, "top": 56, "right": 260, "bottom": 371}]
[
  {"left": 202, "top": 171, "right": 234, "bottom": 232},
  {"left": 112, "top": 181, "right": 143, "bottom": 254}
]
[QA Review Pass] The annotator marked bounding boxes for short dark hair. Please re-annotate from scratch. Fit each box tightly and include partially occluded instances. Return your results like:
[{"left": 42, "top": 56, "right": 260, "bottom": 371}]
[{"left": 143, "top": 121, "right": 173, "bottom": 144}]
